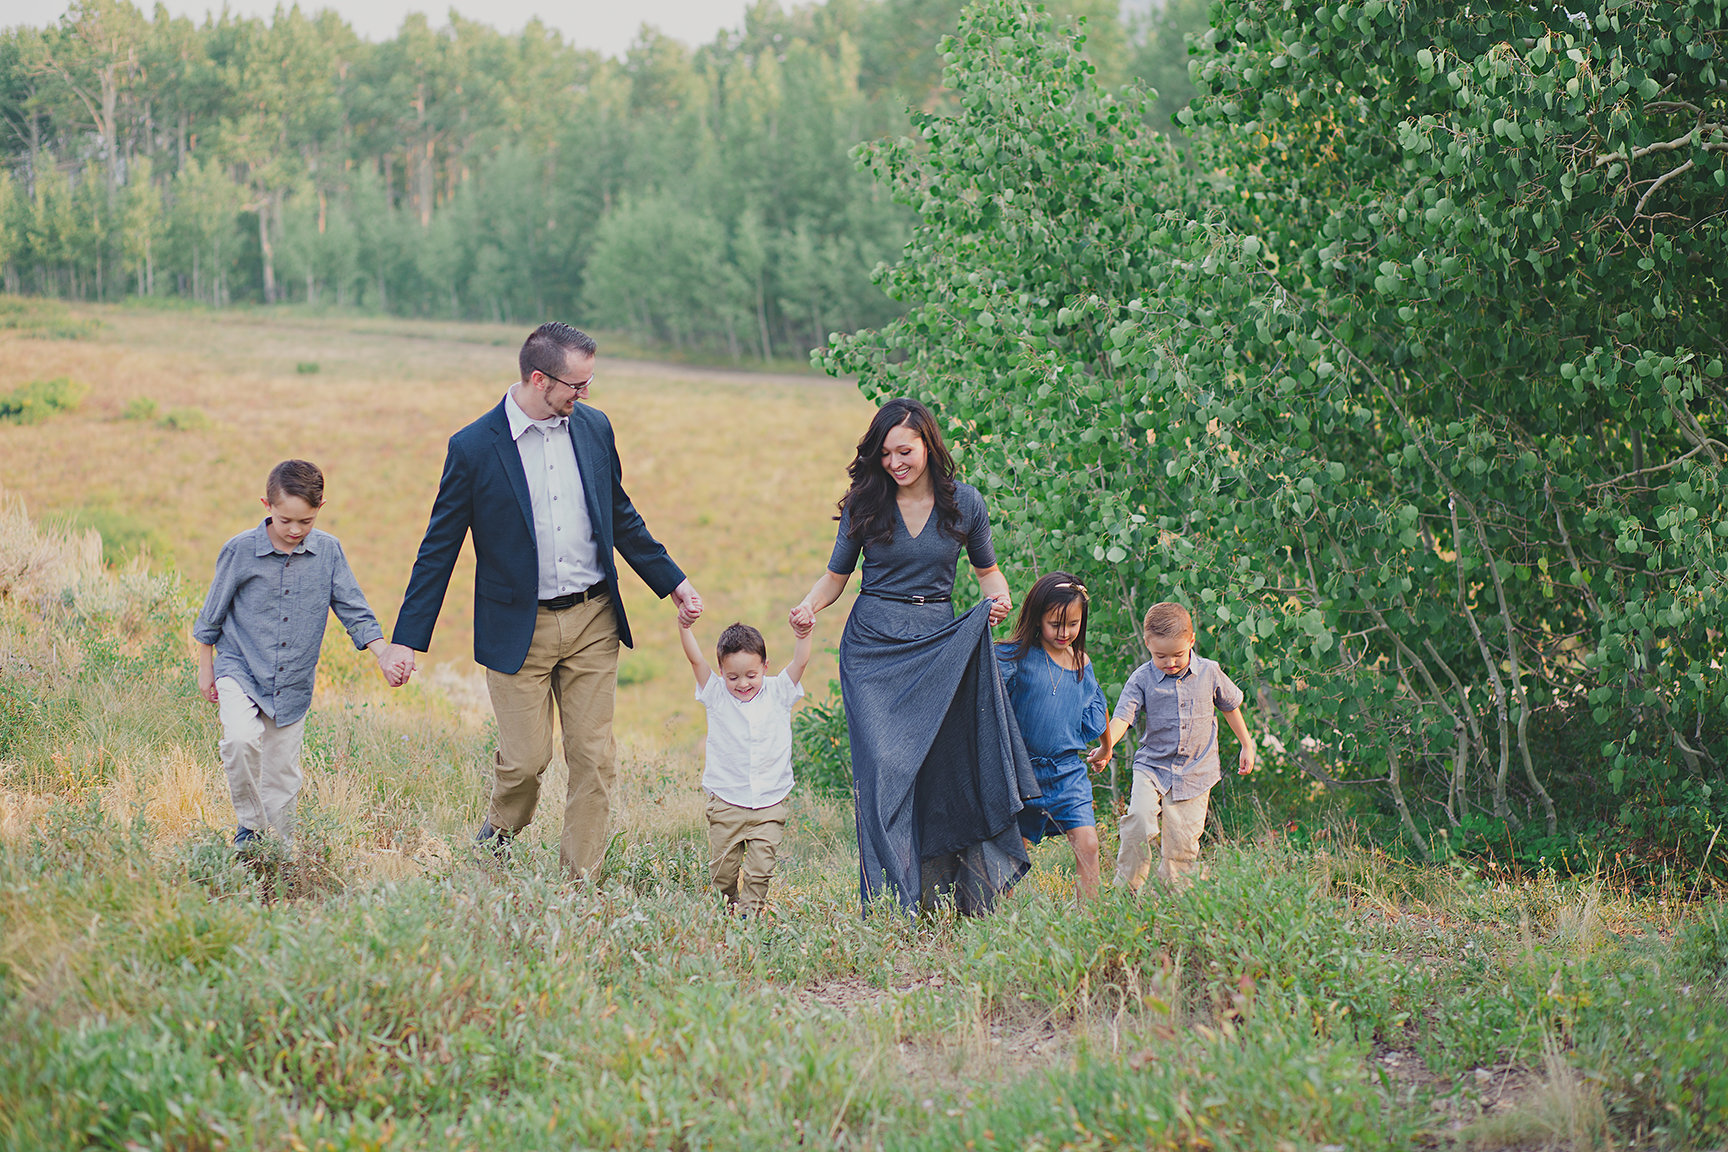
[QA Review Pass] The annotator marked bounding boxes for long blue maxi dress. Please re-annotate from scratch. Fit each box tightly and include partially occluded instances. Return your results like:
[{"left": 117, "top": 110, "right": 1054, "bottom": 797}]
[{"left": 828, "top": 483, "right": 1040, "bottom": 914}]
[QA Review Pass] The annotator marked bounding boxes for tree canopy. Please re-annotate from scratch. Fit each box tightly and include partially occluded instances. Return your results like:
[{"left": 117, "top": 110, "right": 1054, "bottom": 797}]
[
  {"left": 0, "top": 0, "right": 1196, "bottom": 358},
  {"left": 823, "top": 0, "right": 1726, "bottom": 872}
]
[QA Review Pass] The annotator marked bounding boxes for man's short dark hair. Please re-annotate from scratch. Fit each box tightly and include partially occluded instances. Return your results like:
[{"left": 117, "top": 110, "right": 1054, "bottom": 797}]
[
  {"left": 519, "top": 322, "right": 598, "bottom": 382},
  {"left": 716, "top": 622, "right": 767, "bottom": 663},
  {"left": 266, "top": 459, "right": 324, "bottom": 507}
]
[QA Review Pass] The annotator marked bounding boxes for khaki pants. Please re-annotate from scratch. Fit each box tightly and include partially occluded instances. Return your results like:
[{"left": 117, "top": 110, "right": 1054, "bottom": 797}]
[
  {"left": 486, "top": 598, "right": 620, "bottom": 879},
  {"left": 217, "top": 677, "right": 306, "bottom": 846},
  {"left": 1113, "top": 771, "right": 1211, "bottom": 892},
  {"left": 705, "top": 793, "right": 789, "bottom": 914}
]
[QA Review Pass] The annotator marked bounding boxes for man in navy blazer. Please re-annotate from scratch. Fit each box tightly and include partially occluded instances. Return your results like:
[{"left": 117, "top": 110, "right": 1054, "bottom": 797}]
[{"left": 384, "top": 323, "right": 702, "bottom": 878}]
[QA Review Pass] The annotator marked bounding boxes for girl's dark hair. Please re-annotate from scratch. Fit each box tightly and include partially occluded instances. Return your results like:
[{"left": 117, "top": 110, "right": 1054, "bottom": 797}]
[
  {"left": 836, "top": 397, "right": 965, "bottom": 548},
  {"left": 1003, "top": 572, "right": 1091, "bottom": 681},
  {"left": 266, "top": 459, "right": 325, "bottom": 507}
]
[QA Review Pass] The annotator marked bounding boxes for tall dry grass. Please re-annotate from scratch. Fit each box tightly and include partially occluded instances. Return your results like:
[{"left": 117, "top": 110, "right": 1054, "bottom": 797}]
[{"left": 0, "top": 300, "right": 873, "bottom": 746}]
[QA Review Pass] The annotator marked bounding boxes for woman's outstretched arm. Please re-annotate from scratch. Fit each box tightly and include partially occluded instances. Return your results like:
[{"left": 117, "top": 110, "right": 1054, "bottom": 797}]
[{"left": 790, "top": 569, "right": 852, "bottom": 632}]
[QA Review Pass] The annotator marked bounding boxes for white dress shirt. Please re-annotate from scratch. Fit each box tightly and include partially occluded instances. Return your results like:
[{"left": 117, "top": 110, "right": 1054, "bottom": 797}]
[
  {"left": 698, "top": 671, "right": 805, "bottom": 808},
  {"left": 504, "top": 388, "right": 603, "bottom": 599}
]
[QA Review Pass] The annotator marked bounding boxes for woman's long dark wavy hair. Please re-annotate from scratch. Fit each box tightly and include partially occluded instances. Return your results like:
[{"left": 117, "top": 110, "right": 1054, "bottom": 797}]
[
  {"left": 1001, "top": 572, "right": 1091, "bottom": 681},
  {"left": 837, "top": 398, "right": 966, "bottom": 548}
]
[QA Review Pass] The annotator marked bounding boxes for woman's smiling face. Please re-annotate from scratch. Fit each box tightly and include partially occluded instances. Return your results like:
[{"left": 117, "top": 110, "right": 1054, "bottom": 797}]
[{"left": 879, "top": 422, "right": 928, "bottom": 489}]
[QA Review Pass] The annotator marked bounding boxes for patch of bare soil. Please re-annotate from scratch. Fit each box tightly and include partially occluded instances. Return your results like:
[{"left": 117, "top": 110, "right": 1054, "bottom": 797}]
[
  {"left": 1375, "top": 1044, "right": 1572, "bottom": 1149},
  {"left": 797, "top": 974, "right": 1078, "bottom": 1088}
]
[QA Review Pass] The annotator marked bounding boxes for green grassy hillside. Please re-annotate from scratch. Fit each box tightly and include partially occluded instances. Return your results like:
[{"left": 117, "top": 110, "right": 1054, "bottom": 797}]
[{"left": 2, "top": 484, "right": 1724, "bottom": 1150}]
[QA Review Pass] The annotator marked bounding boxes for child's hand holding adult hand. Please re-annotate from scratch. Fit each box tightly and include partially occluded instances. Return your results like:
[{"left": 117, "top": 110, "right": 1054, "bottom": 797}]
[
  {"left": 378, "top": 643, "right": 415, "bottom": 687},
  {"left": 1085, "top": 743, "right": 1112, "bottom": 771},
  {"left": 788, "top": 603, "right": 815, "bottom": 633}
]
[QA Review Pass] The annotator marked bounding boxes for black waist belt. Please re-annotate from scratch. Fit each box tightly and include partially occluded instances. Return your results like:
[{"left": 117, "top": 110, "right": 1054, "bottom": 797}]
[
  {"left": 539, "top": 582, "right": 609, "bottom": 610},
  {"left": 859, "top": 589, "right": 951, "bottom": 605}
]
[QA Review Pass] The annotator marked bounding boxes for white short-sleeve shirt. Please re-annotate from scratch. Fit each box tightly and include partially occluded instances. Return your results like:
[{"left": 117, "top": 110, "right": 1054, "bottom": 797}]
[{"left": 697, "top": 670, "right": 804, "bottom": 809}]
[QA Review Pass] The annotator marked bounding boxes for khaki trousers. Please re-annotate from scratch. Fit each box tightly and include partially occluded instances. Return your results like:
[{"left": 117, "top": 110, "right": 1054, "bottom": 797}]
[
  {"left": 485, "top": 597, "right": 620, "bottom": 879},
  {"left": 705, "top": 793, "right": 789, "bottom": 914},
  {"left": 217, "top": 676, "right": 306, "bottom": 846},
  {"left": 1113, "top": 771, "right": 1211, "bottom": 892}
]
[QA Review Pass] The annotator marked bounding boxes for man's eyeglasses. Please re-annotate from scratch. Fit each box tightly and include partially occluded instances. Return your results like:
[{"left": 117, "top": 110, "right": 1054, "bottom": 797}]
[{"left": 535, "top": 366, "right": 593, "bottom": 395}]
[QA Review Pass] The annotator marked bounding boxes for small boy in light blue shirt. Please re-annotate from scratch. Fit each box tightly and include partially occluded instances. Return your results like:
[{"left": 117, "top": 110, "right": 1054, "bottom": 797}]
[
  {"left": 1088, "top": 602, "right": 1256, "bottom": 890},
  {"left": 193, "top": 460, "right": 403, "bottom": 850}
]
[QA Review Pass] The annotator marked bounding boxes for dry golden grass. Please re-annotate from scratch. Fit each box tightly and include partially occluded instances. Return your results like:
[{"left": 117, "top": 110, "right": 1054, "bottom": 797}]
[{"left": 0, "top": 300, "right": 873, "bottom": 748}]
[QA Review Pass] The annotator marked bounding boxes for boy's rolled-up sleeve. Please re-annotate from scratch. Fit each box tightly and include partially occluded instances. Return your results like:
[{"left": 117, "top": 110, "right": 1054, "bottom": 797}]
[
  {"left": 328, "top": 539, "right": 384, "bottom": 650},
  {"left": 1214, "top": 667, "right": 1245, "bottom": 711},
  {"left": 1111, "top": 670, "right": 1144, "bottom": 726},
  {"left": 192, "top": 540, "right": 240, "bottom": 646}
]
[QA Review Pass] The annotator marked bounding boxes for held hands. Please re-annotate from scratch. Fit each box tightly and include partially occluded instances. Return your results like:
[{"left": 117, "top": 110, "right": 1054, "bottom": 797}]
[
  {"left": 379, "top": 643, "right": 417, "bottom": 688},
  {"left": 788, "top": 602, "right": 815, "bottom": 634},
  {"left": 1085, "top": 742, "right": 1114, "bottom": 772},
  {"left": 986, "top": 593, "right": 1012, "bottom": 626},
  {"left": 672, "top": 579, "right": 704, "bottom": 628}
]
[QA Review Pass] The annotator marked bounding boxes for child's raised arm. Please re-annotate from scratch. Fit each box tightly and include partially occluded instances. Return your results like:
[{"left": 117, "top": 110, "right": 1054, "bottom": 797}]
[
  {"left": 678, "top": 619, "right": 711, "bottom": 688},
  {"left": 786, "top": 617, "right": 815, "bottom": 686},
  {"left": 1085, "top": 716, "right": 1134, "bottom": 771}
]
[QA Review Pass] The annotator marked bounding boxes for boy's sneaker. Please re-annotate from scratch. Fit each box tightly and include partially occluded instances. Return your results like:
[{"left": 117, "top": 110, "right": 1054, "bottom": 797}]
[{"left": 233, "top": 826, "right": 261, "bottom": 852}]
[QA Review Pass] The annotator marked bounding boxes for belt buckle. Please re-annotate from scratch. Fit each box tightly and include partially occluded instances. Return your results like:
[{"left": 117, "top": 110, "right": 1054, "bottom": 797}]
[{"left": 910, "top": 594, "right": 926, "bottom": 604}]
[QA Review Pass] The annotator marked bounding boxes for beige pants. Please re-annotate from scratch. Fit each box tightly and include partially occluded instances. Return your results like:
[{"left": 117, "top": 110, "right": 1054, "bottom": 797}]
[
  {"left": 486, "top": 598, "right": 620, "bottom": 879},
  {"left": 217, "top": 676, "right": 306, "bottom": 845},
  {"left": 705, "top": 793, "right": 789, "bottom": 914},
  {"left": 1113, "top": 771, "right": 1211, "bottom": 891}
]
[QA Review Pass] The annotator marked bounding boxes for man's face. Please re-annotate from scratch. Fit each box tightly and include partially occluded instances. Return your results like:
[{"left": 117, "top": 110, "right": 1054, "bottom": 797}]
[
  {"left": 533, "top": 351, "right": 595, "bottom": 418},
  {"left": 1145, "top": 632, "right": 1195, "bottom": 677}
]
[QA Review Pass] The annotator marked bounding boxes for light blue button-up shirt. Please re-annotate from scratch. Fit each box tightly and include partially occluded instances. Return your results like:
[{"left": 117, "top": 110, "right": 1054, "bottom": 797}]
[
  {"left": 1112, "top": 654, "right": 1244, "bottom": 801},
  {"left": 504, "top": 388, "right": 602, "bottom": 599},
  {"left": 193, "top": 520, "right": 382, "bottom": 724}
]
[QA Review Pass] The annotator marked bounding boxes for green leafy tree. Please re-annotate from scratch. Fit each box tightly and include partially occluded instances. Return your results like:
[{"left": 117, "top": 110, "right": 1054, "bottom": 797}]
[{"left": 822, "top": 0, "right": 1727, "bottom": 868}]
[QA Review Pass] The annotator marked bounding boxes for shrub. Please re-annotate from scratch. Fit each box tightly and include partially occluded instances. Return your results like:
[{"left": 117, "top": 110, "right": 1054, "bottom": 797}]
[
  {"left": 158, "top": 406, "right": 211, "bottom": 432},
  {"left": 121, "top": 397, "right": 159, "bottom": 421},
  {"left": 0, "top": 377, "right": 86, "bottom": 424},
  {"left": 792, "top": 679, "right": 851, "bottom": 797}
]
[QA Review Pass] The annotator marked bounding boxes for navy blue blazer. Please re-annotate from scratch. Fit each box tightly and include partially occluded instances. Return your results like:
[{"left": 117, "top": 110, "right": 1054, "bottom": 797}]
[{"left": 392, "top": 397, "right": 685, "bottom": 674}]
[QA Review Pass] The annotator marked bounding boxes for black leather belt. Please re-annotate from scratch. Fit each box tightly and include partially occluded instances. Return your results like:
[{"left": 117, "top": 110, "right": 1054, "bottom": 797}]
[
  {"left": 539, "top": 583, "right": 608, "bottom": 610},
  {"left": 859, "top": 589, "right": 950, "bottom": 605}
]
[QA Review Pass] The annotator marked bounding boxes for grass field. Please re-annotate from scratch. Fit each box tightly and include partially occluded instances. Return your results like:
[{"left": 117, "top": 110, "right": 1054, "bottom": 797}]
[
  {"left": 3, "top": 300, "right": 1727, "bottom": 1150},
  {"left": 0, "top": 295, "right": 873, "bottom": 750}
]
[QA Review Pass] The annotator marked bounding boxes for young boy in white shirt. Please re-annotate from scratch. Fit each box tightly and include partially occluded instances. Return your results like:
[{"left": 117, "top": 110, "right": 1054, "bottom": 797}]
[{"left": 678, "top": 616, "right": 814, "bottom": 915}]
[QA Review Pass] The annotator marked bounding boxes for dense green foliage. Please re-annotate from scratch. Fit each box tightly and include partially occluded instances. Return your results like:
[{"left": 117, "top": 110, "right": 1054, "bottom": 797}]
[
  {"left": 823, "top": 0, "right": 1727, "bottom": 875},
  {"left": 0, "top": 0, "right": 1199, "bottom": 358}
]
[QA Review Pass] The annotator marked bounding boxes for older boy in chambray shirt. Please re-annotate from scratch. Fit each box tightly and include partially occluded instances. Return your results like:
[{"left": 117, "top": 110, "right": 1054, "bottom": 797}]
[
  {"left": 194, "top": 460, "right": 402, "bottom": 851},
  {"left": 1087, "top": 602, "right": 1256, "bottom": 890}
]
